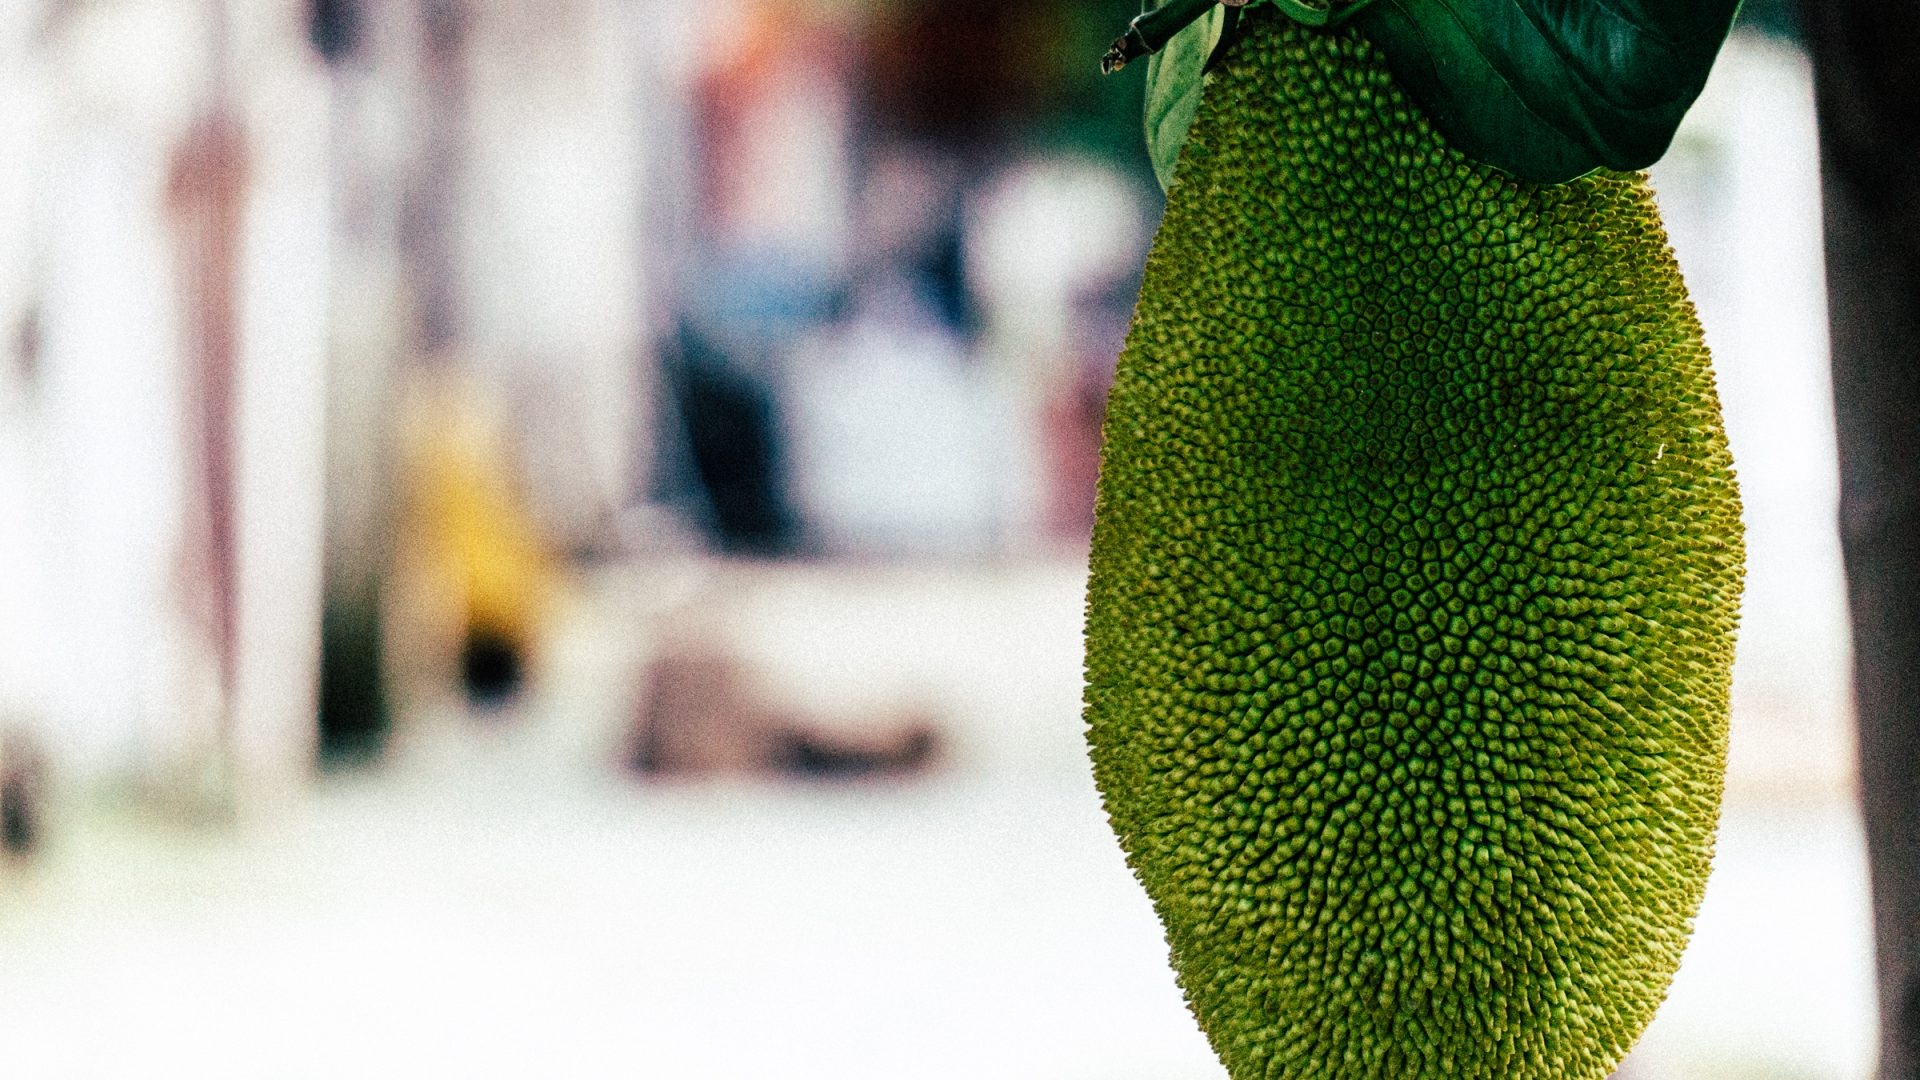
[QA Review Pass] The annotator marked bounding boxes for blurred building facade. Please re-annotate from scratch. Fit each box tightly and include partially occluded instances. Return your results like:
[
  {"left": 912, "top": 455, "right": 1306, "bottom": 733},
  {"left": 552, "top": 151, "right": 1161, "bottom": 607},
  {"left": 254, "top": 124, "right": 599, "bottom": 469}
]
[
  {"left": 0, "top": 0, "right": 1157, "bottom": 801},
  {"left": 0, "top": 0, "right": 331, "bottom": 806}
]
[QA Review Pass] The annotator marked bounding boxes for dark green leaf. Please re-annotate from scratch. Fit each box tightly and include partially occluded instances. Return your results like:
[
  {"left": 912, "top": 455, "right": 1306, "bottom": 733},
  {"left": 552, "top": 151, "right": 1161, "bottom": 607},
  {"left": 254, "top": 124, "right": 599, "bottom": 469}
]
[
  {"left": 1143, "top": 2, "right": 1225, "bottom": 191},
  {"left": 1271, "top": 0, "right": 1383, "bottom": 28},
  {"left": 1352, "top": 0, "right": 1744, "bottom": 182}
]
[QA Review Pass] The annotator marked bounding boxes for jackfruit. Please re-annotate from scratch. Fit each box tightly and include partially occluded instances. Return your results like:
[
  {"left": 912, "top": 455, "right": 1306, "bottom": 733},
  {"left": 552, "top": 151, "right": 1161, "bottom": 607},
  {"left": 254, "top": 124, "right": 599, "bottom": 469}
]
[{"left": 1083, "top": 11, "right": 1743, "bottom": 1079}]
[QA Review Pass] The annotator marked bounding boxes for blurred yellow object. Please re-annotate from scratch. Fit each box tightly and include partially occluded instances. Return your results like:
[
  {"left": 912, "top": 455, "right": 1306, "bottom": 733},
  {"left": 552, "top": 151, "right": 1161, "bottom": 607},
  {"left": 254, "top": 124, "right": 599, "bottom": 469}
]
[{"left": 395, "top": 373, "right": 558, "bottom": 704}]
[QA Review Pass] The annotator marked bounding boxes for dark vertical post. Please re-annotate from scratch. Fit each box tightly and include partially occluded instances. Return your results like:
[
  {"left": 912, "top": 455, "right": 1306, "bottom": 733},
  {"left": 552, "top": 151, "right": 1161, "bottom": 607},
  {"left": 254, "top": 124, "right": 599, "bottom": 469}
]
[
  {"left": 1800, "top": 3, "right": 1920, "bottom": 1076},
  {"left": 310, "top": 0, "right": 473, "bottom": 764},
  {"left": 312, "top": 0, "right": 394, "bottom": 765}
]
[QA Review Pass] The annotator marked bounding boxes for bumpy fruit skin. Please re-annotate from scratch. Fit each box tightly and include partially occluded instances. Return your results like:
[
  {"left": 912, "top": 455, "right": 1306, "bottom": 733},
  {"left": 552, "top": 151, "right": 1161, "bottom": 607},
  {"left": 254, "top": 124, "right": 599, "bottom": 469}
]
[{"left": 1084, "top": 12, "right": 1744, "bottom": 1079}]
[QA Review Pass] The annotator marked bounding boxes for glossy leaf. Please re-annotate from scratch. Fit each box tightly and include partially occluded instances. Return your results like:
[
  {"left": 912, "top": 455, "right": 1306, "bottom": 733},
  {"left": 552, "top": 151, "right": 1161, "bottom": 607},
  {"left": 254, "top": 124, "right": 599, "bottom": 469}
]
[
  {"left": 1143, "top": 1, "right": 1226, "bottom": 191},
  {"left": 1136, "top": 3, "right": 1228, "bottom": 191},
  {"left": 1271, "top": 0, "right": 1383, "bottom": 28},
  {"left": 1351, "top": 0, "right": 1744, "bottom": 182}
]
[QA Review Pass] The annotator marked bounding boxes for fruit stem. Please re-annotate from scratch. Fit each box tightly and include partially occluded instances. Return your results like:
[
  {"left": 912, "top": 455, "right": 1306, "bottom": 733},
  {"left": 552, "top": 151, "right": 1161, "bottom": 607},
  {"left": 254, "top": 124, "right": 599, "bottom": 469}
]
[{"left": 1101, "top": 0, "right": 1219, "bottom": 74}]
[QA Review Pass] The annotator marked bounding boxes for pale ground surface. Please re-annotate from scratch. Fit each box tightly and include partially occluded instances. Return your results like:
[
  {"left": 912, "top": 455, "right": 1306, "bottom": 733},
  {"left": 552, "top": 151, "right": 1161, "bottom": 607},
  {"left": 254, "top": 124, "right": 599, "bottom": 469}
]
[{"left": 0, "top": 561, "right": 1221, "bottom": 1080}]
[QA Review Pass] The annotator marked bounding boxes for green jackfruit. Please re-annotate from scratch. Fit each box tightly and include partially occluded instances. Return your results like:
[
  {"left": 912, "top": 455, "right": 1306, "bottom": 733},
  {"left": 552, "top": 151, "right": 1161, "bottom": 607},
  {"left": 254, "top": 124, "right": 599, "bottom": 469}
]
[{"left": 1084, "top": 11, "right": 1743, "bottom": 1079}]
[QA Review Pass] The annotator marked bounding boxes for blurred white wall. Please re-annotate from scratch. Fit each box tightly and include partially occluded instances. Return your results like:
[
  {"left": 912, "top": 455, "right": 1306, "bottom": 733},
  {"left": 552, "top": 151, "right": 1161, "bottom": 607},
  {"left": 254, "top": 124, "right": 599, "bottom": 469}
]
[
  {"left": 0, "top": 0, "right": 330, "bottom": 802},
  {"left": 229, "top": 1, "right": 334, "bottom": 800},
  {"left": 13, "top": 0, "right": 207, "bottom": 778},
  {"left": 0, "top": 3, "right": 58, "bottom": 737},
  {"left": 460, "top": 0, "right": 655, "bottom": 546}
]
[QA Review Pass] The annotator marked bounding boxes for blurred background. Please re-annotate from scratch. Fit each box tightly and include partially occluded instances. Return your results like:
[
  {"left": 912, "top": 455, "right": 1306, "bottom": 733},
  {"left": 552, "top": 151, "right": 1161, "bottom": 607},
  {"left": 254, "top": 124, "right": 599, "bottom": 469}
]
[{"left": 0, "top": 0, "right": 1871, "bottom": 1076}]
